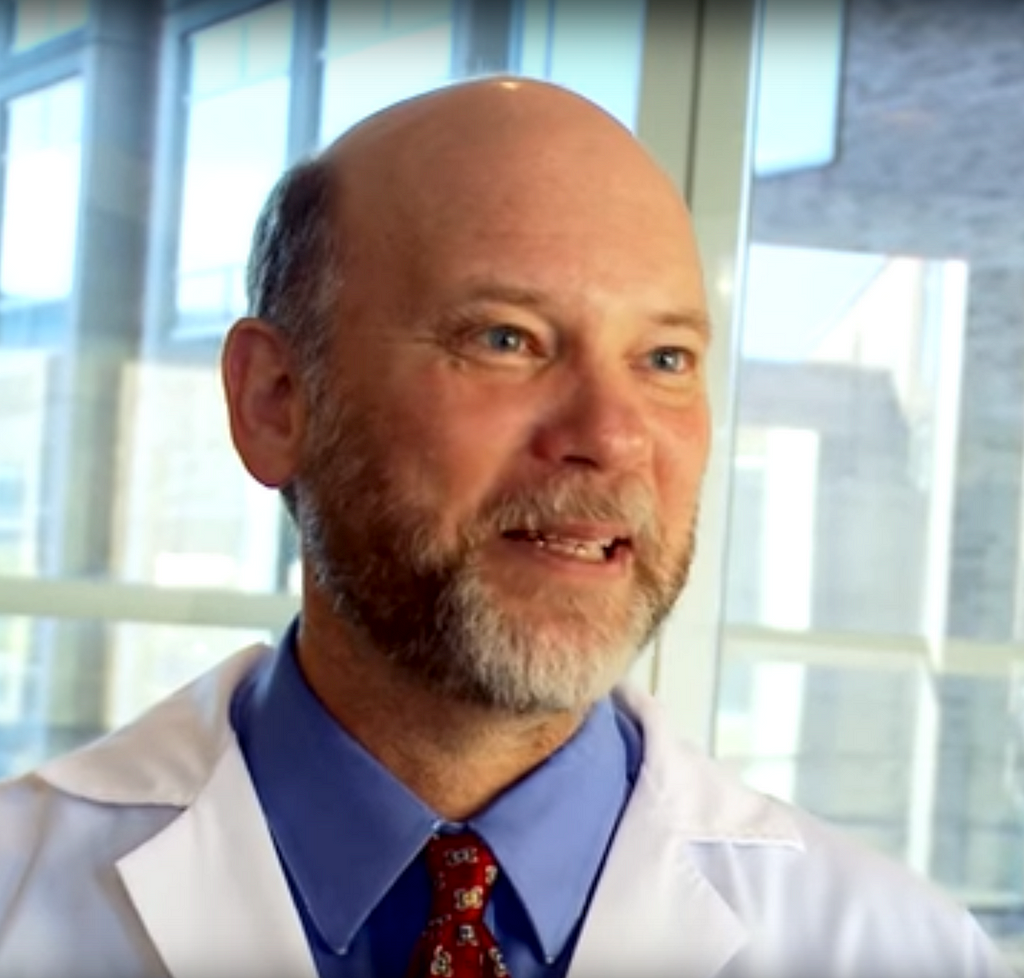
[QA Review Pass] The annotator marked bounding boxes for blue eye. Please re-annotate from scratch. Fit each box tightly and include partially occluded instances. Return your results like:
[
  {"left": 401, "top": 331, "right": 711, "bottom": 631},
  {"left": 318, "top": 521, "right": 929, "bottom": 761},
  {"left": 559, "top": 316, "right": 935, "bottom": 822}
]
[
  {"left": 649, "top": 347, "right": 691, "bottom": 373},
  {"left": 481, "top": 325, "right": 526, "bottom": 353}
]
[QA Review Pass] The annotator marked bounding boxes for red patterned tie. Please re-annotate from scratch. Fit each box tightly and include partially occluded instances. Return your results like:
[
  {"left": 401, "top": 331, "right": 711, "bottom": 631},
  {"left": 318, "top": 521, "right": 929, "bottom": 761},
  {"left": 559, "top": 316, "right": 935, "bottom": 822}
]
[{"left": 406, "top": 831, "right": 511, "bottom": 978}]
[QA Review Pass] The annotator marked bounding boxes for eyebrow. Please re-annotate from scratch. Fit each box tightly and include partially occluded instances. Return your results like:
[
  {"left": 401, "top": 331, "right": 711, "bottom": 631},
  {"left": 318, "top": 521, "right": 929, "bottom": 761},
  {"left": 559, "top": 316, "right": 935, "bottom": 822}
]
[
  {"left": 453, "top": 279, "right": 712, "bottom": 337},
  {"left": 652, "top": 309, "right": 713, "bottom": 339},
  {"left": 455, "top": 281, "right": 551, "bottom": 310}
]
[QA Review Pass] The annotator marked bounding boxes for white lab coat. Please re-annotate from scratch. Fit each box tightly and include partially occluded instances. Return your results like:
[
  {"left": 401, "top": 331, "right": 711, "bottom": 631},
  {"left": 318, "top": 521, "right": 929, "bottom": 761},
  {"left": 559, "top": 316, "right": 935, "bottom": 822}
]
[{"left": 0, "top": 643, "right": 1014, "bottom": 978}]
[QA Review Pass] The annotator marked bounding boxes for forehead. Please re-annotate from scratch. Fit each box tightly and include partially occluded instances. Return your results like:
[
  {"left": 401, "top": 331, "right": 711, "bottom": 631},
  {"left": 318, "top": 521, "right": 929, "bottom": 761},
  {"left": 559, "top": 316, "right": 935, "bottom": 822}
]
[
  {"left": 354, "top": 155, "right": 701, "bottom": 303},
  {"left": 418, "top": 220, "right": 706, "bottom": 326},
  {"left": 334, "top": 89, "right": 706, "bottom": 317}
]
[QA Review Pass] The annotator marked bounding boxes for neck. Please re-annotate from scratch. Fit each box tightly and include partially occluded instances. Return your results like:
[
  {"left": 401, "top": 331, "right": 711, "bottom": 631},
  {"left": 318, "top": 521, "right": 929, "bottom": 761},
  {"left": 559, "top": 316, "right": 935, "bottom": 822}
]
[{"left": 296, "top": 593, "right": 584, "bottom": 821}]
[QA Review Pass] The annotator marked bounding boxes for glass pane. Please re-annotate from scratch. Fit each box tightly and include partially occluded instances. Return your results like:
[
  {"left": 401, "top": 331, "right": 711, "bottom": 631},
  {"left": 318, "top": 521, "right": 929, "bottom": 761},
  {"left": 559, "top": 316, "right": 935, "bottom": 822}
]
[
  {"left": 320, "top": 0, "right": 455, "bottom": 141},
  {"left": 0, "top": 352, "right": 49, "bottom": 578},
  {"left": 320, "top": 0, "right": 647, "bottom": 142},
  {"left": 728, "top": 247, "right": 967, "bottom": 633},
  {"left": 0, "top": 347, "right": 295, "bottom": 592},
  {"left": 516, "top": 0, "right": 646, "bottom": 128},
  {"left": 115, "top": 360, "right": 288, "bottom": 592},
  {"left": 174, "top": 2, "right": 293, "bottom": 338},
  {"left": 0, "top": 616, "right": 273, "bottom": 778},
  {"left": 100, "top": 2, "right": 300, "bottom": 636},
  {"left": 717, "top": 656, "right": 919, "bottom": 861},
  {"left": 11, "top": 0, "right": 88, "bottom": 52},
  {"left": 0, "top": 2, "right": 654, "bottom": 787},
  {"left": 718, "top": 0, "right": 1024, "bottom": 964},
  {"left": 0, "top": 6, "right": 301, "bottom": 763},
  {"left": 0, "top": 78, "right": 83, "bottom": 348}
]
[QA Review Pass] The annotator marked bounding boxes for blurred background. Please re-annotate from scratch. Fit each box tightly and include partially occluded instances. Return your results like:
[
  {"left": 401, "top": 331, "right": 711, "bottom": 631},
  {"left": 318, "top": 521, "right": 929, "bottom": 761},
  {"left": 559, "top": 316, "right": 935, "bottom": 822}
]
[{"left": 1, "top": 0, "right": 1023, "bottom": 967}]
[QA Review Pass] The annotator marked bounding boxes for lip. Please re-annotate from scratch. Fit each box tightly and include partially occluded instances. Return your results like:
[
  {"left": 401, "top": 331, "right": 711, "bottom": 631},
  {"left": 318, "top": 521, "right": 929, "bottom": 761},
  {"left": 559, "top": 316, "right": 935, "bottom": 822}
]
[
  {"left": 500, "top": 521, "right": 633, "bottom": 544},
  {"left": 493, "top": 528, "right": 633, "bottom": 580}
]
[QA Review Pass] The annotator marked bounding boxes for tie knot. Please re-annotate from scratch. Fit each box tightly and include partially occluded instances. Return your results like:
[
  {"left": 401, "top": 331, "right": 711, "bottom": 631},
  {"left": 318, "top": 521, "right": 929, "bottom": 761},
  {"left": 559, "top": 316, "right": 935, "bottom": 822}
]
[{"left": 425, "top": 831, "right": 500, "bottom": 924}]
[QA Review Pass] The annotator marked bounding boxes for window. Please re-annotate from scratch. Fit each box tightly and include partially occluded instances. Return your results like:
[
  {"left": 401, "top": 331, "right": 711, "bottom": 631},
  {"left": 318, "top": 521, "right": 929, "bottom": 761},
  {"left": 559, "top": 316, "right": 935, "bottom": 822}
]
[
  {"left": 516, "top": 0, "right": 646, "bottom": 128},
  {"left": 174, "top": 2, "right": 294, "bottom": 338},
  {"left": 752, "top": 0, "right": 844, "bottom": 175},
  {"left": 0, "top": 0, "right": 655, "bottom": 775},
  {"left": 0, "top": 78, "right": 83, "bottom": 348},
  {"left": 10, "top": 0, "right": 88, "bottom": 52},
  {"left": 320, "top": 0, "right": 455, "bottom": 140},
  {"left": 715, "top": 0, "right": 1024, "bottom": 962}
]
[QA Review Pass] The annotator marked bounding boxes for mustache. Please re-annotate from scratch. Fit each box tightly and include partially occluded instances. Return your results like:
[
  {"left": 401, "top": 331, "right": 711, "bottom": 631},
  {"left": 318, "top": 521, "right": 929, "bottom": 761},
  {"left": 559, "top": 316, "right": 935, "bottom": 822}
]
[{"left": 471, "top": 474, "right": 660, "bottom": 549}]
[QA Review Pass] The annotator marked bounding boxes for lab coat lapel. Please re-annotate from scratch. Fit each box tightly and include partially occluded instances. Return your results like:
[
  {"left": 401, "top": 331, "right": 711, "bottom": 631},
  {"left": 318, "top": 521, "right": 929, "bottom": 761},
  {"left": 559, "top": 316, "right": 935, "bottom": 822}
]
[
  {"left": 566, "top": 765, "right": 748, "bottom": 978},
  {"left": 116, "top": 744, "right": 316, "bottom": 978},
  {"left": 566, "top": 684, "right": 807, "bottom": 978}
]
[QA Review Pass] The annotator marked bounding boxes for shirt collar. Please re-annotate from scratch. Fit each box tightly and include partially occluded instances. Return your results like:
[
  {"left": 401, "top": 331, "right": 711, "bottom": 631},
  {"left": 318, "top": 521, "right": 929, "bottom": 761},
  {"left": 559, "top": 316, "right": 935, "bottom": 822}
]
[
  {"left": 234, "top": 620, "right": 636, "bottom": 962},
  {"left": 469, "top": 695, "right": 634, "bottom": 959}
]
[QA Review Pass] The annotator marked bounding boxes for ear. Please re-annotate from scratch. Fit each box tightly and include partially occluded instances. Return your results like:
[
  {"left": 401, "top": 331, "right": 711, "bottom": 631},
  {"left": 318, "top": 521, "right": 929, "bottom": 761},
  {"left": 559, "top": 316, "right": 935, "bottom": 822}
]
[{"left": 221, "top": 317, "right": 305, "bottom": 489}]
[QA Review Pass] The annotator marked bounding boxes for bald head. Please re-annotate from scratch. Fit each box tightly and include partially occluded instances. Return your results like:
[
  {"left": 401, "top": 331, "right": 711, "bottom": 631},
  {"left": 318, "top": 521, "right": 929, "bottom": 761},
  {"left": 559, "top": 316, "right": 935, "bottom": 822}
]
[
  {"left": 331, "top": 78, "right": 694, "bottom": 276},
  {"left": 245, "top": 76, "right": 704, "bottom": 398},
  {"left": 334, "top": 76, "right": 642, "bottom": 174}
]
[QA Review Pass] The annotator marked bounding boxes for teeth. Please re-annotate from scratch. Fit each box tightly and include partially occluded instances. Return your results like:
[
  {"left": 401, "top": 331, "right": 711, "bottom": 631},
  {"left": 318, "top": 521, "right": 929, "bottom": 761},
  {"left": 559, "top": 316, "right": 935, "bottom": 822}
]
[{"left": 525, "top": 532, "right": 613, "bottom": 563}]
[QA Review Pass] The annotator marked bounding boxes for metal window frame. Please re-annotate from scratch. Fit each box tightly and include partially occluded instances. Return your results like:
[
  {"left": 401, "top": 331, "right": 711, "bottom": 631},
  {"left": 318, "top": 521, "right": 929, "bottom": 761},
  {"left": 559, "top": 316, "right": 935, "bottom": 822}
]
[
  {"left": 145, "top": 0, "right": 304, "bottom": 357},
  {"left": 1, "top": 573, "right": 1020, "bottom": 678},
  {"left": 633, "top": 0, "right": 760, "bottom": 748}
]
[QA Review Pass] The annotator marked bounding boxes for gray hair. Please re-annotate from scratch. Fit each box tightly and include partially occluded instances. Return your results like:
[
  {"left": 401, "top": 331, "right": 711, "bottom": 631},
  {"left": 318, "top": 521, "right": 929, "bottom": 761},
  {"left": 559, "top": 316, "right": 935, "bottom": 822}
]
[
  {"left": 246, "top": 152, "right": 342, "bottom": 377},
  {"left": 244, "top": 152, "right": 344, "bottom": 518}
]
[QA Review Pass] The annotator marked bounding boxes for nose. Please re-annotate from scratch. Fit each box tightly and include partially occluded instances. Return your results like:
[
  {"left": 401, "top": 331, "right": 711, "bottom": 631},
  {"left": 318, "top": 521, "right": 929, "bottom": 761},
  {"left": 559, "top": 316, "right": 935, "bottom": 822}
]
[{"left": 531, "top": 363, "right": 653, "bottom": 474}]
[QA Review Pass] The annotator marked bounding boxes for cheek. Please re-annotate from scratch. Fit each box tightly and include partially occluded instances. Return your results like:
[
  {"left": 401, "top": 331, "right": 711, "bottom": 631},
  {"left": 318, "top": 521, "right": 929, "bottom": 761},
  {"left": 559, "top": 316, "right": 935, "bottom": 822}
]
[
  {"left": 654, "top": 408, "right": 711, "bottom": 509},
  {"left": 381, "top": 376, "right": 534, "bottom": 511}
]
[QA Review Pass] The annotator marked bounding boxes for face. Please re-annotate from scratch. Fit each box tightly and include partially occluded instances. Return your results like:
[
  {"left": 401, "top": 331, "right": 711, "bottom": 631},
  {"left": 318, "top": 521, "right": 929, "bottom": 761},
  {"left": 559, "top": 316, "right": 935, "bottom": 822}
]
[{"left": 294, "top": 99, "right": 711, "bottom": 715}]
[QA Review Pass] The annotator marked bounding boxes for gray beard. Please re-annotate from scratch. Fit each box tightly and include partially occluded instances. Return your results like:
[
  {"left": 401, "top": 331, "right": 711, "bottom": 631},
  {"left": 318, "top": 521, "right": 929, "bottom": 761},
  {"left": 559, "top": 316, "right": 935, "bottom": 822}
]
[{"left": 294, "top": 393, "right": 696, "bottom": 714}]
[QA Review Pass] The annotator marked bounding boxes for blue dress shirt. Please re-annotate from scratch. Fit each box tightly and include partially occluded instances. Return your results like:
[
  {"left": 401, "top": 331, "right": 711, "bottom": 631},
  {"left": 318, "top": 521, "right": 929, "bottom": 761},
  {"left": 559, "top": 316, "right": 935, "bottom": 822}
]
[{"left": 231, "top": 620, "right": 642, "bottom": 978}]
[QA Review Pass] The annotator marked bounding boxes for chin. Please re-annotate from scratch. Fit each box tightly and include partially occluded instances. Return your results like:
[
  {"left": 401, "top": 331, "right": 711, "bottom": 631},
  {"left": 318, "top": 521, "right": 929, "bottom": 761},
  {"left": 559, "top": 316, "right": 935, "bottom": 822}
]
[{"left": 437, "top": 614, "right": 643, "bottom": 716}]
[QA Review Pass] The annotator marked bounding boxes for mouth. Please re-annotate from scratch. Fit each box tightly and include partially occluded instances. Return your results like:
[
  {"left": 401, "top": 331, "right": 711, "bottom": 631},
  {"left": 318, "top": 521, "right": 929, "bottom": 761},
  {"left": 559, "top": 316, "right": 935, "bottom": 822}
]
[{"left": 500, "top": 527, "right": 632, "bottom": 565}]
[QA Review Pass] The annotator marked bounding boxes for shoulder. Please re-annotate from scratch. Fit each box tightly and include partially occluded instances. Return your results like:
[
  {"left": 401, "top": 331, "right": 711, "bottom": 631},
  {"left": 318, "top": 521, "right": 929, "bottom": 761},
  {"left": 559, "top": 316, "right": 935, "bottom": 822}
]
[
  {"left": 0, "top": 769, "right": 179, "bottom": 897},
  {"left": 0, "top": 769, "right": 180, "bottom": 976},
  {"left": 31, "top": 642, "right": 270, "bottom": 805},
  {"left": 706, "top": 802, "right": 1009, "bottom": 975},
  {"left": 0, "top": 643, "right": 272, "bottom": 969},
  {"left": 0, "top": 642, "right": 270, "bottom": 879},
  {"left": 614, "top": 683, "right": 1014, "bottom": 976}
]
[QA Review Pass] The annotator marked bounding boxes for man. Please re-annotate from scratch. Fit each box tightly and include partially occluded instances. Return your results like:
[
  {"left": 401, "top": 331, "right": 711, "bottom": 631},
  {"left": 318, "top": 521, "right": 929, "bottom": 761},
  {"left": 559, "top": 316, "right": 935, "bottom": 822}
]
[{"left": 0, "top": 78, "right": 1014, "bottom": 978}]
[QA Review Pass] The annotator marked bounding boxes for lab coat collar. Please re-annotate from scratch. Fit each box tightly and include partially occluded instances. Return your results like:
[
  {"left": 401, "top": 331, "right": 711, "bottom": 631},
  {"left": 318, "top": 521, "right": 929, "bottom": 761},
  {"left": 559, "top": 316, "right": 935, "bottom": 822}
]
[
  {"left": 565, "top": 685, "right": 803, "bottom": 977},
  {"left": 115, "top": 745, "right": 318, "bottom": 978},
  {"left": 36, "top": 643, "right": 269, "bottom": 806},
  {"left": 34, "top": 645, "right": 804, "bottom": 978},
  {"left": 38, "top": 645, "right": 318, "bottom": 977}
]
